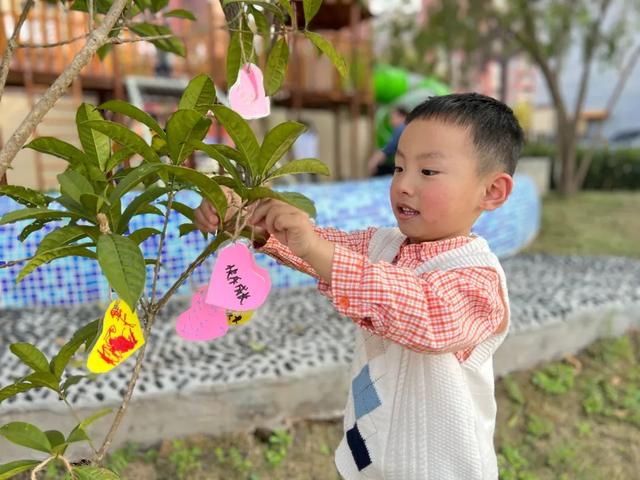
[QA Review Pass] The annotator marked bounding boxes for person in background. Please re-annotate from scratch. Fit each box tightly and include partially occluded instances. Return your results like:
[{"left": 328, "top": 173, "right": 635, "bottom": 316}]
[{"left": 367, "top": 106, "right": 409, "bottom": 176}]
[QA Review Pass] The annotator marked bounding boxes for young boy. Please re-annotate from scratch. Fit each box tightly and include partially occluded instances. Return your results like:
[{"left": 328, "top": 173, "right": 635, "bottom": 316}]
[{"left": 194, "top": 93, "right": 524, "bottom": 479}]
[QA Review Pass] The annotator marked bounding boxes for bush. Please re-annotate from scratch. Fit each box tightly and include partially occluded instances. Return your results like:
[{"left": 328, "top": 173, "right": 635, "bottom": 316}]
[{"left": 521, "top": 142, "right": 640, "bottom": 190}]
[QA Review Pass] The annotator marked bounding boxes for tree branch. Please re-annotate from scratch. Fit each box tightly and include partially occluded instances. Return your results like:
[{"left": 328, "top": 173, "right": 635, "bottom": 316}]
[
  {"left": 17, "top": 34, "right": 90, "bottom": 49},
  {"left": 109, "top": 33, "right": 176, "bottom": 44},
  {"left": 575, "top": 43, "right": 640, "bottom": 188},
  {"left": 0, "top": 0, "right": 132, "bottom": 180},
  {"left": 0, "top": 0, "right": 35, "bottom": 103},
  {"left": 572, "top": 0, "right": 613, "bottom": 123}
]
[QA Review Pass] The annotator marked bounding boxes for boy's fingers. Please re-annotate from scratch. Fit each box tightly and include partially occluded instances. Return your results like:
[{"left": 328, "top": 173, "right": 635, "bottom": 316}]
[
  {"left": 248, "top": 199, "right": 273, "bottom": 226},
  {"left": 273, "top": 212, "right": 300, "bottom": 232},
  {"left": 200, "top": 200, "right": 219, "bottom": 224},
  {"left": 194, "top": 208, "right": 217, "bottom": 233}
]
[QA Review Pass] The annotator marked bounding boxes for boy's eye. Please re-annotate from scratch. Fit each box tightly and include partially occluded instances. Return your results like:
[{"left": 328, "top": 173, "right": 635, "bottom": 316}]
[
  {"left": 421, "top": 169, "right": 438, "bottom": 176},
  {"left": 394, "top": 166, "right": 403, "bottom": 173}
]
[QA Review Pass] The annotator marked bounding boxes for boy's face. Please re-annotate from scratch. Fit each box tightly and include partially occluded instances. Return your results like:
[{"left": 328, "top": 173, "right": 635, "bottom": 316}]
[{"left": 390, "top": 118, "right": 491, "bottom": 243}]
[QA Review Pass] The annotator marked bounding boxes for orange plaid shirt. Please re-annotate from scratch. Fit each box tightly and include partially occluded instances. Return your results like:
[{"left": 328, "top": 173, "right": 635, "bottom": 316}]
[{"left": 260, "top": 227, "right": 505, "bottom": 362}]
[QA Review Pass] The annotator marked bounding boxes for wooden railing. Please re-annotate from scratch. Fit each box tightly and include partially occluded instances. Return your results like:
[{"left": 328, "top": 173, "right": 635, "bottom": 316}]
[{"left": 1, "top": 0, "right": 373, "bottom": 102}]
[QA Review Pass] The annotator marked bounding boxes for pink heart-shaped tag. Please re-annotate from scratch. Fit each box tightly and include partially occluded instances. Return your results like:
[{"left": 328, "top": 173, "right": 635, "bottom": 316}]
[
  {"left": 176, "top": 286, "right": 229, "bottom": 341},
  {"left": 205, "top": 242, "right": 271, "bottom": 311},
  {"left": 228, "top": 63, "right": 271, "bottom": 119}
]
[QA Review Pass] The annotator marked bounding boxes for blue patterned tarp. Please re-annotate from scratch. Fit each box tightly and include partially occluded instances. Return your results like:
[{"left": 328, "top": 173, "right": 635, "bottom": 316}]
[{"left": 0, "top": 175, "right": 539, "bottom": 308}]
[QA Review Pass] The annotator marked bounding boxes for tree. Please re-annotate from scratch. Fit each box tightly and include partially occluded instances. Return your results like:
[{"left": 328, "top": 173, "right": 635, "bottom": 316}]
[
  {"left": 494, "top": 0, "right": 640, "bottom": 195},
  {"left": 0, "top": 0, "right": 346, "bottom": 477}
]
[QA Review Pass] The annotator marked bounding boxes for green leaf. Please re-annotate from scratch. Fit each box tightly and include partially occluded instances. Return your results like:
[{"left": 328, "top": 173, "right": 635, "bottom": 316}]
[
  {"left": 24, "top": 137, "right": 89, "bottom": 170},
  {"left": 97, "top": 234, "right": 146, "bottom": 308},
  {"left": 129, "top": 228, "right": 161, "bottom": 245},
  {"left": 0, "top": 208, "right": 81, "bottom": 226},
  {"left": 105, "top": 148, "right": 135, "bottom": 173},
  {"left": 118, "top": 186, "right": 170, "bottom": 233},
  {"left": 210, "top": 105, "right": 259, "bottom": 179},
  {"left": 0, "top": 422, "right": 52, "bottom": 454},
  {"left": 0, "top": 459, "right": 41, "bottom": 479},
  {"left": 211, "top": 175, "right": 248, "bottom": 198},
  {"left": 45, "top": 430, "right": 67, "bottom": 455},
  {"left": 36, "top": 226, "right": 89, "bottom": 255},
  {"left": 61, "top": 375, "right": 86, "bottom": 393},
  {"left": 23, "top": 372, "right": 60, "bottom": 391},
  {"left": 264, "top": 37, "right": 289, "bottom": 96},
  {"left": 266, "top": 158, "right": 330, "bottom": 180},
  {"left": 81, "top": 120, "right": 161, "bottom": 165},
  {"left": 76, "top": 103, "right": 111, "bottom": 171},
  {"left": 179, "top": 223, "right": 198, "bottom": 237},
  {"left": 16, "top": 245, "right": 96, "bottom": 283},
  {"left": 303, "top": 30, "right": 348, "bottom": 78},
  {"left": 164, "top": 8, "right": 196, "bottom": 20},
  {"left": 150, "top": 0, "right": 169, "bottom": 12},
  {"left": 250, "top": 6, "right": 271, "bottom": 38},
  {"left": 211, "top": 144, "right": 252, "bottom": 175},
  {"left": 178, "top": 74, "right": 216, "bottom": 114},
  {"left": 302, "top": 0, "right": 322, "bottom": 25},
  {"left": 166, "top": 110, "right": 211, "bottom": 164},
  {"left": 80, "top": 193, "right": 107, "bottom": 214},
  {"left": 67, "top": 466, "right": 120, "bottom": 480},
  {"left": 18, "top": 220, "right": 48, "bottom": 242},
  {"left": 50, "top": 319, "right": 99, "bottom": 379},
  {"left": 55, "top": 193, "right": 92, "bottom": 218},
  {"left": 259, "top": 121, "right": 307, "bottom": 177},
  {"left": 136, "top": 204, "right": 163, "bottom": 216},
  {"left": 157, "top": 165, "right": 228, "bottom": 223},
  {"left": 247, "top": 188, "right": 317, "bottom": 218},
  {"left": 0, "top": 185, "right": 51, "bottom": 208},
  {"left": 160, "top": 200, "right": 195, "bottom": 222},
  {"left": 99, "top": 100, "right": 166, "bottom": 140},
  {"left": 224, "top": 0, "right": 284, "bottom": 20},
  {"left": 226, "top": 32, "right": 242, "bottom": 87},
  {"left": 0, "top": 383, "right": 36, "bottom": 404},
  {"left": 9, "top": 343, "right": 49, "bottom": 373},
  {"left": 277, "top": 0, "right": 294, "bottom": 20},
  {"left": 108, "top": 163, "right": 161, "bottom": 205},
  {"left": 67, "top": 408, "right": 112, "bottom": 445},
  {"left": 58, "top": 169, "right": 94, "bottom": 204},
  {"left": 130, "top": 22, "right": 185, "bottom": 56},
  {"left": 97, "top": 43, "right": 113, "bottom": 61},
  {"left": 191, "top": 141, "right": 243, "bottom": 183},
  {"left": 151, "top": 135, "right": 169, "bottom": 157}
]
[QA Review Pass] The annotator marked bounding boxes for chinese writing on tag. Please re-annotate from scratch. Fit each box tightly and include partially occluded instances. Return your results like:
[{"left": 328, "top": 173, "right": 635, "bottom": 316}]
[{"left": 225, "top": 264, "right": 251, "bottom": 305}]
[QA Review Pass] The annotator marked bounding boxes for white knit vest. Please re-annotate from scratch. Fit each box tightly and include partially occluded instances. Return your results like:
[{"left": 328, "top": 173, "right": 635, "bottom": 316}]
[{"left": 334, "top": 228, "right": 510, "bottom": 480}]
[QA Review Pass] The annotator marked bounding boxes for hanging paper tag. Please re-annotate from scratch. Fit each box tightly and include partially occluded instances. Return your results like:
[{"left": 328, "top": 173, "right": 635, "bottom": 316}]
[
  {"left": 206, "top": 242, "right": 271, "bottom": 311},
  {"left": 226, "top": 310, "right": 254, "bottom": 326},
  {"left": 228, "top": 63, "right": 271, "bottom": 119},
  {"left": 87, "top": 299, "right": 145, "bottom": 374},
  {"left": 176, "top": 286, "right": 229, "bottom": 342}
]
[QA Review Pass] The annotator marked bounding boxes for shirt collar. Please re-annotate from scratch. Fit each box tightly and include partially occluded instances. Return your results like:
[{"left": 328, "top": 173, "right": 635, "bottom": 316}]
[{"left": 399, "top": 235, "right": 476, "bottom": 261}]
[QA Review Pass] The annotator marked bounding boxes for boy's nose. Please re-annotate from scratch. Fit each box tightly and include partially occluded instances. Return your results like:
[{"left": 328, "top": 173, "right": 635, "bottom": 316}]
[{"left": 396, "top": 175, "right": 415, "bottom": 195}]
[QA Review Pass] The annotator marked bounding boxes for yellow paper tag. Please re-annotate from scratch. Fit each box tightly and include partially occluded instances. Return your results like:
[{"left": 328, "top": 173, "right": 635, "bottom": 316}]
[
  {"left": 226, "top": 310, "right": 254, "bottom": 326},
  {"left": 87, "top": 299, "right": 145, "bottom": 374}
]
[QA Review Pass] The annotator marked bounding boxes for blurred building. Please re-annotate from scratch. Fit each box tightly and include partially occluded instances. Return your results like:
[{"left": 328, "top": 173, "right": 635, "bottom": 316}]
[{"left": 1, "top": 0, "right": 376, "bottom": 189}]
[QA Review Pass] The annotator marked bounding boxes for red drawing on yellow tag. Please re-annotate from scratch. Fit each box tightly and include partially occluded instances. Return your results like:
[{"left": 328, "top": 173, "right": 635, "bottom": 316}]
[
  {"left": 87, "top": 299, "right": 145, "bottom": 374},
  {"left": 226, "top": 310, "right": 254, "bottom": 326}
]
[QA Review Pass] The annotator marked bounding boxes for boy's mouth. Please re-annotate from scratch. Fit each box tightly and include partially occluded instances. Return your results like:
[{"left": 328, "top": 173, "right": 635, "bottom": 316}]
[{"left": 396, "top": 204, "right": 420, "bottom": 219}]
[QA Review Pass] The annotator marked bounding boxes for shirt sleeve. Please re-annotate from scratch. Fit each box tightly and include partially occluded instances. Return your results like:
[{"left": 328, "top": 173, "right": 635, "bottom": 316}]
[
  {"left": 258, "top": 226, "right": 376, "bottom": 287},
  {"left": 328, "top": 245, "right": 506, "bottom": 361}
]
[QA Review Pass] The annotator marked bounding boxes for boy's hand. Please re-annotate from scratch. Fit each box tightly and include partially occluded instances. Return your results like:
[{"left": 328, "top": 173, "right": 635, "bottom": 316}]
[
  {"left": 194, "top": 186, "right": 238, "bottom": 233},
  {"left": 249, "top": 199, "right": 318, "bottom": 258}
]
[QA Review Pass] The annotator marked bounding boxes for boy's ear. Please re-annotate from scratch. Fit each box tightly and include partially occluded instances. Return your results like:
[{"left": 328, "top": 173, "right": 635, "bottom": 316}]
[{"left": 480, "top": 173, "right": 513, "bottom": 211}]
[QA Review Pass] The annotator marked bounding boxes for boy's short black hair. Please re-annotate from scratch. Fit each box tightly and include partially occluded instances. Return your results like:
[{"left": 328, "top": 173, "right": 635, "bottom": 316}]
[{"left": 405, "top": 93, "right": 524, "bottom": 175}]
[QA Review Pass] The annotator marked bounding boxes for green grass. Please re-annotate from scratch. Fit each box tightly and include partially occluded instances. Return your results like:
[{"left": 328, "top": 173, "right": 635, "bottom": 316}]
[{"left": 526, "top": 191, "right": 640, "bottom": 258}]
